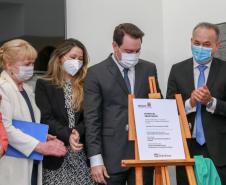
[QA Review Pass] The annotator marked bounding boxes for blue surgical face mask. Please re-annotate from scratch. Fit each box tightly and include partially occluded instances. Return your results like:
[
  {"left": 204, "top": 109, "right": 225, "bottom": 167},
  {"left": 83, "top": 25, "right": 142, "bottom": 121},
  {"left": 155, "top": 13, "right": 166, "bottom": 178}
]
[{"left": 191, "top": 45, "right": 212, "bottom": 64}]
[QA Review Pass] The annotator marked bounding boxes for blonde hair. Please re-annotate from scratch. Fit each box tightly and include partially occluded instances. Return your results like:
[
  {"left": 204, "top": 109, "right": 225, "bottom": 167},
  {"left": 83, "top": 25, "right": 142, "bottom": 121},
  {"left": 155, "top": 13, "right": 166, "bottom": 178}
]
[
  {"left": 43, "top": 38, "right": 89, "bottom": 112},
  {"left": 0, "top": 39, "right": 37, "bottom": 69}
]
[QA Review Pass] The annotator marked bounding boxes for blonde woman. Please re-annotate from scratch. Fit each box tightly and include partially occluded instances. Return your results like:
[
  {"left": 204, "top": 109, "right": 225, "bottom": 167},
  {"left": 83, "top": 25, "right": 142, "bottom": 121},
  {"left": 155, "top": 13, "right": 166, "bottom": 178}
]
[
  {"left": 35, "top": 39, "right": 96, "bottom": 185},
  {"left": 0, "top": 39, "right": 67, "bottom": 185}
]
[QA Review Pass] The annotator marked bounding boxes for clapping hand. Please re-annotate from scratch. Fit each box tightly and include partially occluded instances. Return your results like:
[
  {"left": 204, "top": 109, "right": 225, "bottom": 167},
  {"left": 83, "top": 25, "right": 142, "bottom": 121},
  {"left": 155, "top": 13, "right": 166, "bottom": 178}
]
[{"left": 190, "top": 85, "right": 212, "bottom": 107}]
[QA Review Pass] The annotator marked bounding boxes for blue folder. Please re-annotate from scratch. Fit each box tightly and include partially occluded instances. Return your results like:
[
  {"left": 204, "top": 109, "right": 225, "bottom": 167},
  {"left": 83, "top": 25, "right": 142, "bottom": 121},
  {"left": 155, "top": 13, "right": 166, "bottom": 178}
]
[{"left": 6, "top": 119, "right": 49, "bottom": 160}]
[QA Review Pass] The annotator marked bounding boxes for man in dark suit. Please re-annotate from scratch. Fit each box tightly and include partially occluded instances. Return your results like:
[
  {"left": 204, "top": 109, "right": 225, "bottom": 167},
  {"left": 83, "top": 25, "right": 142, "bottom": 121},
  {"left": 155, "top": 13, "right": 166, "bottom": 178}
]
[
  {"left": 167, "top": 22, "right": 226, "bottom": 185},
  {"left": 84, "top": 23, "right": 162, "bottom": 185}
]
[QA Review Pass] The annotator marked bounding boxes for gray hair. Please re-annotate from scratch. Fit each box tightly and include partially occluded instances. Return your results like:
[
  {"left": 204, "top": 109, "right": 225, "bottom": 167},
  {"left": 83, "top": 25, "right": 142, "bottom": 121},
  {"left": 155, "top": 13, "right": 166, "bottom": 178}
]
[{"left": 192, "top": 22, "right": 220, "bottom": 41}]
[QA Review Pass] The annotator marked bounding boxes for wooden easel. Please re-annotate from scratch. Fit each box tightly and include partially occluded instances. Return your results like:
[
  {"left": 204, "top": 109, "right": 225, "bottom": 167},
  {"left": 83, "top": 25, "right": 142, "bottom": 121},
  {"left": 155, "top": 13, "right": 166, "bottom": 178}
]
[{"left": 121, "top": 77, "right": 197, "bottom": 185}]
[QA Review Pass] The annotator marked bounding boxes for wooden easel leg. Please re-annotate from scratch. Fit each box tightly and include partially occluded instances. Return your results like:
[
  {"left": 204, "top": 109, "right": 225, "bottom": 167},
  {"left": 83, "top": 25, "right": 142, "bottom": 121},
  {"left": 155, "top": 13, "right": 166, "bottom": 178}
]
[
  {"left": 164, "top": 167, "right": 171, "bottom": 185},
  {"left": 155, "top": 167, "right": 162, "bottom": 185},
  {"left": 186, "top": 166, "right": 196, "bottom": 185},
  {"left": 136, "top": 167, "right": 143, "bottom": 185},
  {"left": 154, "top": 167, "right": 171, "bottom": 185},
  {"left": 161, "top": 167, "right": 167, "bottom": 185}
]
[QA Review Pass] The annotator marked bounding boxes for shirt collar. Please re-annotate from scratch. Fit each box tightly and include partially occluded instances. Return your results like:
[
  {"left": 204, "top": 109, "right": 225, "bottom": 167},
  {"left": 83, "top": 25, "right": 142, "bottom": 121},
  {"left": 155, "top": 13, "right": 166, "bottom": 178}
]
[
  {"left": 193, "top": 58, "right": 212, "bottom": 69},
  {"left": 111, "top": 53, "right": 135, "bottom": 72}
]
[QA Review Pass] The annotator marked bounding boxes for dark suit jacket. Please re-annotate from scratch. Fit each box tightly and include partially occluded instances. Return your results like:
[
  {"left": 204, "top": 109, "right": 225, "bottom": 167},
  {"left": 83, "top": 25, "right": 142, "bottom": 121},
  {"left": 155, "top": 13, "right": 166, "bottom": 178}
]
[
  {"left": 166, "top": 57, "right": 226, "bottom": 166},
  {"left": 84, "top": 55, "right": 162, "bottom": 173},
  {"left": 35, "top": 79, "right": 85, "bottom": 170}
]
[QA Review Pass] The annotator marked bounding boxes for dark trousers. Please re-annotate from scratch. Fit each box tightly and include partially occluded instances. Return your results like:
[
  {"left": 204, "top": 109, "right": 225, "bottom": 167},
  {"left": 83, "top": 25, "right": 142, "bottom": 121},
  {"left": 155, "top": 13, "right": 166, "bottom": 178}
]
[
  {"left": 101, "top": 167, "right": 153, "bottom": 185},
  {"left": 176, "top": 139, "right": 226, "bottom": 185}
]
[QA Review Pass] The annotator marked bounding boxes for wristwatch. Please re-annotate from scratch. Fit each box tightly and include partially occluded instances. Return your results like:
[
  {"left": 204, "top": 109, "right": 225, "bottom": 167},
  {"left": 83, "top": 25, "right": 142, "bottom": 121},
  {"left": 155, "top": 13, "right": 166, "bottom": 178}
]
[{"left": 206, "top": 97, "right": 214, "bottom": 109}]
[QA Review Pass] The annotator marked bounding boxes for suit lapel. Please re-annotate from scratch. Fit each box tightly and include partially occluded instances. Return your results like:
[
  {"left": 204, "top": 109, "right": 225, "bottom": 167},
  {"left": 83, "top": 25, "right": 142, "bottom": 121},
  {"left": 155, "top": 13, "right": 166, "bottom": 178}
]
[
  {"left": 206, "top": 58, "right": 219, "bottom": 90},
  {"left": 134, "top": 61, "right": 143, "bottom": 97},
  {"left": 186, "top": 59, "right": 195, "bottom": 93},
  {"left": 107, "top": 55, "right": 129, "bottom": 94}
]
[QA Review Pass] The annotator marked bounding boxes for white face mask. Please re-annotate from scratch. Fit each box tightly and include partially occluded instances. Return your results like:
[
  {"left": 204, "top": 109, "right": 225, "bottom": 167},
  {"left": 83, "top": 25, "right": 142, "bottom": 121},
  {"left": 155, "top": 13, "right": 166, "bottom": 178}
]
[
  {"left": 15, "top": 65, "right": 34, "bottom": 82},
  {"left": 118, "top": 52, "right": 140, "bottom": 68},
  {"left": 63, "top": 59, "right": 83, "bottom": 76}
]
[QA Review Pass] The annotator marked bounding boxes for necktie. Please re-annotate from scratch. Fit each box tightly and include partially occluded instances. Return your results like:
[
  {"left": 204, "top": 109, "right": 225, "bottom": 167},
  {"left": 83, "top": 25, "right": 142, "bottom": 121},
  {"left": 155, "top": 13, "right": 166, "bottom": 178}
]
[
  {"left": 123, "top": 68, "right": 131, "bottom": 93},
  {"left": 196, "top": 65, "right": 207, "bottom": 145}
]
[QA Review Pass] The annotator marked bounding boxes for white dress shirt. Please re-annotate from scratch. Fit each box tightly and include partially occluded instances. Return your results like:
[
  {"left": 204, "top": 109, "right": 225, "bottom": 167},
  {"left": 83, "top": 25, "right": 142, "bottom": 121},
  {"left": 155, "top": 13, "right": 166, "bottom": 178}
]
[
  {"left": 89, "top": 54, "right": 136, "bottom": 167},
  {"left": 184, "top": 60, "right": 217, "bottom": 137}
]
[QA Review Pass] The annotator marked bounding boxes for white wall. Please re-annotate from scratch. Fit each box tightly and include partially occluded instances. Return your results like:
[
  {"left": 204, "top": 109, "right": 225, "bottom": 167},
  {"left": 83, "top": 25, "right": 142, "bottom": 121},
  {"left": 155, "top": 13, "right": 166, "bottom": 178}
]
[
  {"left": 66, "top": 0, "right": 165, "bottom": 93},
  {"left": 66, "top": 0, "right": 226, "bottom": 95},
  {"left": 162, "top": 0, "right": 226, "bottom": 94}
]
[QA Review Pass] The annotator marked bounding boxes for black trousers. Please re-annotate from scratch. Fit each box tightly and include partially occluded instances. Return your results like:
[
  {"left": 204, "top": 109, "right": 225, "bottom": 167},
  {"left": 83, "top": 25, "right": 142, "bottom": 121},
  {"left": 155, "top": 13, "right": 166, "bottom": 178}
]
[
  {"left": 176, "top": 139, "right": 226, "bottom": 185},
  {"left": 99, "top": 167, "right": 153, "bottom": 185}
]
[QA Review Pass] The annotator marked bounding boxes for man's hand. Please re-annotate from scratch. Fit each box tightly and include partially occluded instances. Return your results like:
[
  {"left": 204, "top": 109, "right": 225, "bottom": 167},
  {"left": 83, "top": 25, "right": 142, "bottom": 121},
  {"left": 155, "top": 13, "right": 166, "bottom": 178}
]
[
  {"left": 91, "top": 165, "right": 110, "bottom": 184},
  {"left": 69, "top": 129, "right": 83, "bottom": 152},
  {"left": 190, "top": 90, "right": 199, "bottom": 107},
  {"left": 199, "top": 86, "right": 212, "bottom": 105},
  {"left": 190, "top": 86, "right": 212, "bottom": 106},
  {"left": 195, "top": 86, "right": 212, "bottom": 105}
]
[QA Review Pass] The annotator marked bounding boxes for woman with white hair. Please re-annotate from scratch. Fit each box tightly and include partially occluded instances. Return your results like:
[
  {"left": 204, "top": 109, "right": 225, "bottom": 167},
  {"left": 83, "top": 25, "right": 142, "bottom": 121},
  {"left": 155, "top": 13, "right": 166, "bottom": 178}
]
[{"left": 0, "top": 39, "right": 67, "bottom": 185}]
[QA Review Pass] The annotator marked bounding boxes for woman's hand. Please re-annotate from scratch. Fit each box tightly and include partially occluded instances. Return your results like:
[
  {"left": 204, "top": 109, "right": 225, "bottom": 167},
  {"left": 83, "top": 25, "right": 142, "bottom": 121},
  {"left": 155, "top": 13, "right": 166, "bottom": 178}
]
[
  {"left": 47, "top": 134, "right": 57, "bottom": 141},
  {"left": 69, "top": 129, "right": 83, "bottom": 152},
  {"left": 35, "top": 137, "right": 67, "bottom": 157}
]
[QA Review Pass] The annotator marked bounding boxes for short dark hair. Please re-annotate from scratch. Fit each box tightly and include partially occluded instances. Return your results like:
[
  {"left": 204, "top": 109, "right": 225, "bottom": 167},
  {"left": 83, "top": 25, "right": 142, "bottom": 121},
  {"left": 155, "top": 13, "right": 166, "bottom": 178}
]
[
  {"left": 113, "top": 23, "right": 144, "bottom": 46},
  {"left": 193, "top": 22, "right": 220, "bottom": 40}
]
